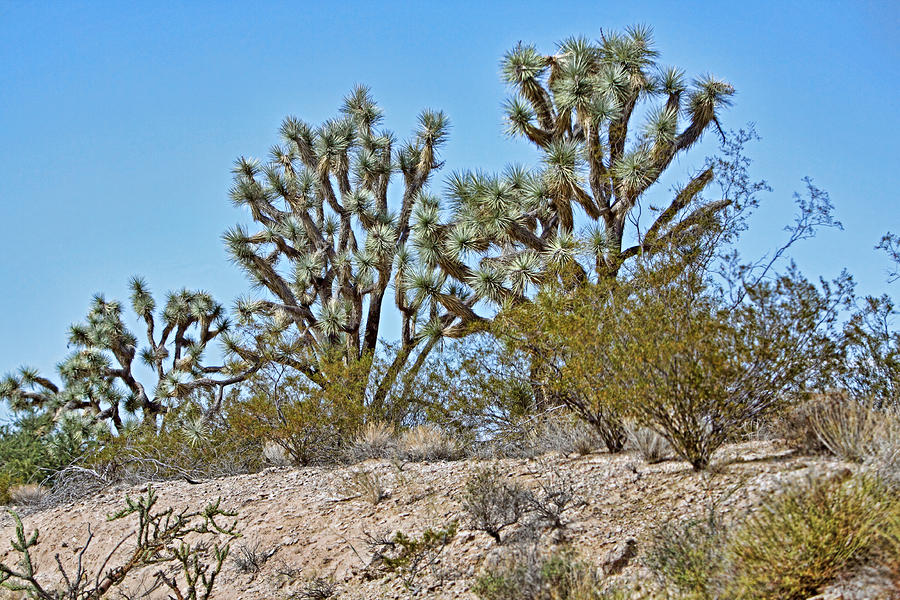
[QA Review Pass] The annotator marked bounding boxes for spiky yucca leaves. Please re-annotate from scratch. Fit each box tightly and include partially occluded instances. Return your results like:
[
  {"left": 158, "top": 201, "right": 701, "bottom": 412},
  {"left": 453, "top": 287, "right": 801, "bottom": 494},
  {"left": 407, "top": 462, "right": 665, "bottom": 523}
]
[
  {"left": 225, "top": 86, "right": 463, "bottom": 408},
  {"left": 0, "top": 278, "right": 263, "bottom": 431},
  {"left": 422, "top": 27, "right": 734, "bottom": 324}
]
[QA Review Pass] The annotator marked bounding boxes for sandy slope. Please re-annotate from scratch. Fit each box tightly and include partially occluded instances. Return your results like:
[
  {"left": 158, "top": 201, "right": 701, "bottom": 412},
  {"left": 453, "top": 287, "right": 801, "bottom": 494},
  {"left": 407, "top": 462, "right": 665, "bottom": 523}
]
[{"left": 0, "top": 441, "right": 852, "bottom": 599}]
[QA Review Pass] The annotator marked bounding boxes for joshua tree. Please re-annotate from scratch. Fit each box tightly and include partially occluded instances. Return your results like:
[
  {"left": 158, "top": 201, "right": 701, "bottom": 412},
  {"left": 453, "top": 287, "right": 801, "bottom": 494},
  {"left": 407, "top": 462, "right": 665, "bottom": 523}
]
[
  {"left": 416, "top": 26, "right": 736, "bottom": 328},
  {"left": 0, "top": 278, "right": 263, "bottom": 432},
  {"left": 224, "top": 85, "right": 462, "bottom": 410},
  {"left": 225, "top": 28, "right": 738, "bottom": 407}
]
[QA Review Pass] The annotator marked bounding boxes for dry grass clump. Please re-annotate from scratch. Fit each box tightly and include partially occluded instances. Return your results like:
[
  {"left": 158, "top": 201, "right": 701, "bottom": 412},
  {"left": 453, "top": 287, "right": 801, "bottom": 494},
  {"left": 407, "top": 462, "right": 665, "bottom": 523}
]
[
  {"left": 526, "top": 413, "right": 600, "bottom": 457},
  {"left": 624, "top": 423, "right": 671, "bottom": 464},
  {"left": 398, "top": 425, "right": 463, "bottom": 462},
  {"left": 348, "top": 421, "right": 397, "bottom": 462},
  {"left": 6, "top": 483, "right": 46, "bottom": 507},
  {"left": 346, "top": 469, "right": 389, "bottom": 505},
  {"left": 865, "top": 426, "right": 900, "bottom": 489},
  {"left": 766, "top": 398, "right": 829, "bottom": 453},
  {"left": 811, "top": 397, "right": 885, "bottom": 462}
]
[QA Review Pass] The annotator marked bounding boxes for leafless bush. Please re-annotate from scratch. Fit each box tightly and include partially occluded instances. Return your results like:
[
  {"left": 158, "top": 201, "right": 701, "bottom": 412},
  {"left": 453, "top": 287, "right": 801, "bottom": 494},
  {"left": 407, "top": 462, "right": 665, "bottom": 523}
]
[
  {"left": 292, "top": 577, "right": 338, "bottom": 599},
  {"left": 462, "top": 467, "right": 529, "bottom": 544},
  {"left": 232, "top": 541, "right": 274, "bottom": 574},
  {"left": 399, "top": 425, "right": 463, "bottom": 462},
  {"left": 526, "top": 466, "right": 581, "bottom": 529},
  {"left": 625, "top": 423, "right": 671, "bottom": 464},
  {"left": 41, "top": 463, "right": 118, "bottom": 507}
]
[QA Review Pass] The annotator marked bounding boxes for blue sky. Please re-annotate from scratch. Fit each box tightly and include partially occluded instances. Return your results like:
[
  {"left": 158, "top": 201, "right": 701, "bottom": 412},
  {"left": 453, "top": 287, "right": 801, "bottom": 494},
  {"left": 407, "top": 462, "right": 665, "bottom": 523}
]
[{"left": 0, "top": 1, "right": 897, "bottom": 417}]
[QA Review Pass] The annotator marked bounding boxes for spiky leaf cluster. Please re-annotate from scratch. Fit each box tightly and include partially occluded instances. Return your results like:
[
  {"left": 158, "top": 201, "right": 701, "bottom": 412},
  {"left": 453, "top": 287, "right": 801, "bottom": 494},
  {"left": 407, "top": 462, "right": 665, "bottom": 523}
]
[{"left": 427, "top": 26, "right": 734, "bottom": 314}]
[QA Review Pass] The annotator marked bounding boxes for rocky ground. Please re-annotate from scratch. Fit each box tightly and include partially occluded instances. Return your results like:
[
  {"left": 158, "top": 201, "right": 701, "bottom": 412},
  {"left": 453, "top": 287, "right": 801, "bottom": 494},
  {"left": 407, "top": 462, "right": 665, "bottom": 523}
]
[{"left": 0, "top": 441, "right": 860, "bottom": 599}]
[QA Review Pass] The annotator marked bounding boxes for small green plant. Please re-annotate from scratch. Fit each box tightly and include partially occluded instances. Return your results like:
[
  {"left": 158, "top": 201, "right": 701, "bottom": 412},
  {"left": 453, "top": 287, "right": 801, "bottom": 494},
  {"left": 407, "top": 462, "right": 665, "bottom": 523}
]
[
  {"left": 462, "top": 467, "right": 529, "bottom": 544},
  {"left": 0, "top": 486, "right": 239, "bottom": 600},
  {"left": 366, "top": 521, "right": 458, "bottom": 589},
  {"left": 645, "top": 512, "right": 725, "bottom": 598},
  {"left": 473, "top": 547, "right": 602, "bottom": 600}
]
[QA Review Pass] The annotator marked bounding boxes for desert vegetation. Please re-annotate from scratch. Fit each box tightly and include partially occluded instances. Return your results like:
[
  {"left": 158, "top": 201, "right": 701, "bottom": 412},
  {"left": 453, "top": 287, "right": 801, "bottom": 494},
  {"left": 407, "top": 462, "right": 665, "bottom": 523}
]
[{"left": 2, "top": 25, "right": 899, "bottom": 599}]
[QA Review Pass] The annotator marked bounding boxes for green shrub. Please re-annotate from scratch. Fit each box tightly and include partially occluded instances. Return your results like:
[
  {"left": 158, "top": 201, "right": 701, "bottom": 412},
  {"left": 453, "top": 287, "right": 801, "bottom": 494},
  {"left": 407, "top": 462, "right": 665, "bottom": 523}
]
[
  {"left": 841, "top": 294, "right": 900, "bottom": 409},
  {"left": 498, "top": 263, "right": 846, "bottom": 470},
  {"left": 366, "top": 521, "right": 458, "bottom": 590},
  {"left": 725, "top": 473, "right": 893, "bottom": 599},
  {"left": 226, "top": 357, "right": 372, "bottom": 465},
  {"left": 86, "top": 402, "right": 263, "bottom": 487},
  {"left": 472, "top": 548, "right": 603, "bottom": 600},
  {"left": 645, "top": 512, "right": 724, "bottom": 598}
]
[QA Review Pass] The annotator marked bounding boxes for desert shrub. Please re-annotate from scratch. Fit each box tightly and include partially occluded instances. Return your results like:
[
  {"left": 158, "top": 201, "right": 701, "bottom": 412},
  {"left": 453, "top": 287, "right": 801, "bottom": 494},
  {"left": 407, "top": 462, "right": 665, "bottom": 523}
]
[
  {"left": 402, "top": 334, "right": 538, "bottom": 444},
  {"left": 226, "top": 358, "right": 370, "bottom": 465},
  {"left": 348, "top": 421, "right": 397, "bottom": 462},
  {"left": 766, "top": 396, "right": 830, "bottom": 453},
  {"left": 880, "top": 508, "right": 900, "bottom": 588},
  {"left": 365, "top": 521, "right": 458, "bottom": 590},
  {"left": 0, "top": 486, "right": 238, "bottom": 600},
  {"left": 841, "top": 294, "right": 900, "bottom": 408},
  {"left": 495, "top": 289, "right": 628, "bottom": 454},
  {"left": 85, "top": 401, "right": 263, "bottom": 490},
  {"left": 398, "top": 424, "right": 463, "bottom": 462},
  {"left": 624, "top": 423, "right": 671, "bottom": 464},
  {"left": 724, "top": 472, "right": 894, "bottom": 599},
  {"left": 233, "top": 541, "right": 273, "bottom": 574},
  {"left": 645, "top": 512, "right": 725, "bottom": 598},
  {"left": 500, "top": 262, "right": 846, "bottom": 470},
  {"left": 292, "top": 577, "right": 339, "bottom": 599},
  {"left": 0, "top": 412, "right": 106, "bottom": 505},
  {"left": 462, "top": 467, "right": 530, "bottom": 544},
  {"left": 811, "top": 396, "right": 884, "bottom": 462},
  {"left": 473, "top": 547, "right": 602, "bottom": 600},
  {"left": 526, "top": 465, "right": 580, "bottom": 529}
]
